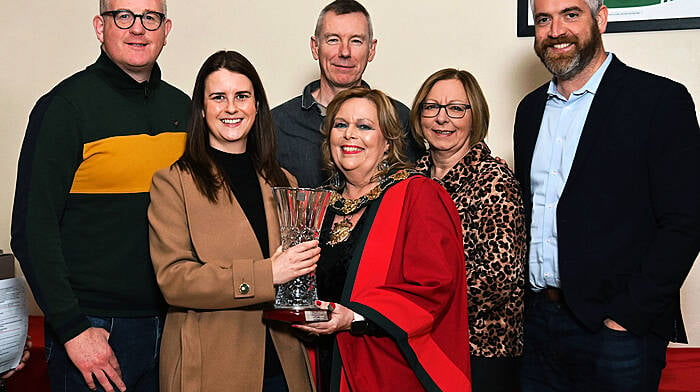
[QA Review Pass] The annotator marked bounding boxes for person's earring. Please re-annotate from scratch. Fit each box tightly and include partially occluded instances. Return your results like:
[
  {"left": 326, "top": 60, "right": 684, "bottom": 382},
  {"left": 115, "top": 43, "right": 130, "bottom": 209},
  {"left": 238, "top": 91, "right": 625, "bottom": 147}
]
[
  {"left": 377, "top": 159, "right": 389, "bottom": 173},
  {"left": 331, "top": 172, "right": 342, "bottom": 190},
  {"left": 423, "top": 139, "right": 430, "bottom": 151},
  {"left": 376, "top": 159, "right": 389, "bottom": 183}
]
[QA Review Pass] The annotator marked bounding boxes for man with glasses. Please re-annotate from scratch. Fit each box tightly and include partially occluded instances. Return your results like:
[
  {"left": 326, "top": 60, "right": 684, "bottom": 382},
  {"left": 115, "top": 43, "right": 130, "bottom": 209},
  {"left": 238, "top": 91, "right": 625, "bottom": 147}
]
[
  {"left": 272, "top": 0, "right": 419, "bottom": 188},
  {"left": 514, "top": 0, "right": 700, "bottom": 390},
  {"left": 11, "top": 1, "right": 189, "bottom": 391}
]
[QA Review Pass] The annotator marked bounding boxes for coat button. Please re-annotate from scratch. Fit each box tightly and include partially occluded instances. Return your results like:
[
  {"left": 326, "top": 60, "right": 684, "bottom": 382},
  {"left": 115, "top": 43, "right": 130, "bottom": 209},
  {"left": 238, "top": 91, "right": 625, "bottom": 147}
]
[{"left": 239, "top": 283, "right": 250, "bottom": 295}]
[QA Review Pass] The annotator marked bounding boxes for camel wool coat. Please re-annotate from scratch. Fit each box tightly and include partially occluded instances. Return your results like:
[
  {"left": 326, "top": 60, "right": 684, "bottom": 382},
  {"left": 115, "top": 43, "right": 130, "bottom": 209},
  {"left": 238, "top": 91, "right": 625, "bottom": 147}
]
[{"left": 148, "top": 165, "right": 315, "bottom": 392}]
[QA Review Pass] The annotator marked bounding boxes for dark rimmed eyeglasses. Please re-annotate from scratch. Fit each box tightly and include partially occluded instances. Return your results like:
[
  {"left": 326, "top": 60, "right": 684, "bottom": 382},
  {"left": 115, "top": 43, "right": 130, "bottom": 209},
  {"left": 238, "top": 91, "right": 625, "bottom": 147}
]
[
  {"left": 420, "top": 102, "right": 472, "bottom": 119},
  {"left": 101, "top": 9, "right": 166, "bottom": 31}
]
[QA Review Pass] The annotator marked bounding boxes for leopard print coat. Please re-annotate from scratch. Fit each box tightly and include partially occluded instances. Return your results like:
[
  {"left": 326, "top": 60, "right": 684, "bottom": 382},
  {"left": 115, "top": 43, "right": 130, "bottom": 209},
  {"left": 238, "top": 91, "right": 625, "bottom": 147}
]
[{"left": 416, "top": 142, "right": 526, "bottom": 357}]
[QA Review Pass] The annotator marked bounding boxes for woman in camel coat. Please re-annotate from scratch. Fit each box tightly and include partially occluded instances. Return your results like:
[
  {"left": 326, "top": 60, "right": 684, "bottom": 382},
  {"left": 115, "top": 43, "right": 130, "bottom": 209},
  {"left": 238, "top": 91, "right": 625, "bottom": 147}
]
[{"left": 149, "top": 51, "right": 317, "bottom": 392}]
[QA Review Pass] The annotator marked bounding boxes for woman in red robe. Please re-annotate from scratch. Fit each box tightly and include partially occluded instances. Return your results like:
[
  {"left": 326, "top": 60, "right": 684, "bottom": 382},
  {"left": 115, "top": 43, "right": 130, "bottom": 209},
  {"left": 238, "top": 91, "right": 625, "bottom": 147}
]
[{"left": 295, "top": 87, "right": 471, "bottom": 392}]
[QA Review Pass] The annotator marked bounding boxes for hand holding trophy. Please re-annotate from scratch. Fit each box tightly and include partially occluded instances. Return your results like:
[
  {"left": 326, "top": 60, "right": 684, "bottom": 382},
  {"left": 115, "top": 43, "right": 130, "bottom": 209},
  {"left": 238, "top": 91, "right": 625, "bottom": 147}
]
[{"left": 263, "top": 187, "right": 332, "bottom": 323}]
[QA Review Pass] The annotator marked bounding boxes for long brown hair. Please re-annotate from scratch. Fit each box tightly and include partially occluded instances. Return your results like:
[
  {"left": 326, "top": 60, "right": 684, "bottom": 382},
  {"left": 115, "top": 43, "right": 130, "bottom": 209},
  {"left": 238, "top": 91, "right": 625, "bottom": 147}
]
[{"left": 176, "top": 50, "right": 289, "bottom": 202}]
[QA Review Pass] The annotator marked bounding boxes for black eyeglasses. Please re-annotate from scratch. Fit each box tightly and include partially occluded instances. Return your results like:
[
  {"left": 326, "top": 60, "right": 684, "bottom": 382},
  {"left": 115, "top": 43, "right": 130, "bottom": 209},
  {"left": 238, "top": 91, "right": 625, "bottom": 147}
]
[
  {"left": 420, "top": 102, "right": 471, "bottom": 119},
  {"left": 101, "top": 9, "right": 166, "bottom": 31}
]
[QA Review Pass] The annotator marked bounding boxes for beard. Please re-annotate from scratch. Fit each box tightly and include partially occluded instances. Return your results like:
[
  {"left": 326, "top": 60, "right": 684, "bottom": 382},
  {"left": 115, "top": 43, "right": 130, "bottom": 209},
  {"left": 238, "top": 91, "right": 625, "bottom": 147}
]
[{"left": 534, "top": 21, "right": 603, "bottom": 81}]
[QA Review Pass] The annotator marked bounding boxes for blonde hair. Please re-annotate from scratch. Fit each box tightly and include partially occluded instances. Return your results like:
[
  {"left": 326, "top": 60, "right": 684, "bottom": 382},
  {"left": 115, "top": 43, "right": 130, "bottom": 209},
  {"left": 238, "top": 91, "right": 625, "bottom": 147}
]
[{"left": 321, "top": 87, "right": 411, "bottom": 189}]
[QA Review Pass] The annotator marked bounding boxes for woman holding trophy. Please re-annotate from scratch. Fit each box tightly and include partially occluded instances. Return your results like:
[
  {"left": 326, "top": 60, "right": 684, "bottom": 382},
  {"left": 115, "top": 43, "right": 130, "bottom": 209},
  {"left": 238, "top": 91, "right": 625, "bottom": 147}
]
[
  {"left": 148, "top": 51, "right": 317, "bottom": 392},
  {"left": 294, "top": 87, "right": 471, "bottom": 392}
]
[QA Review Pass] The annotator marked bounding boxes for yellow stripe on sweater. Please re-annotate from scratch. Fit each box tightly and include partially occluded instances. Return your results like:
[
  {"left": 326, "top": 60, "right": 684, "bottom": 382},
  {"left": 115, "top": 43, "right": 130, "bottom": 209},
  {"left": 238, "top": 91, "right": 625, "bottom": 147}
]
[{"left": 70, "top": 132, "right": 186, "bottom": 194}]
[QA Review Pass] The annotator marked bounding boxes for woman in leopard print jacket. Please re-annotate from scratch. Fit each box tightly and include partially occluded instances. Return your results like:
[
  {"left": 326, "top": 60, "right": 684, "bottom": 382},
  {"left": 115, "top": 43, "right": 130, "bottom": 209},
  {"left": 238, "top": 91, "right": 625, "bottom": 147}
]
[{"left": 410, "top": 68, "right": 527, "bottom": 392}]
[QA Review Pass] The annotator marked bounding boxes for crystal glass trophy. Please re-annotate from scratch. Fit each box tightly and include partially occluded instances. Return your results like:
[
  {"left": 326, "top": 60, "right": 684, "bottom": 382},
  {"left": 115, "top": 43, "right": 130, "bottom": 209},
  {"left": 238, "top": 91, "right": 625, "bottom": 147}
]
[{"left": 263, "top": 187, "right": 332, "bottom": 323}]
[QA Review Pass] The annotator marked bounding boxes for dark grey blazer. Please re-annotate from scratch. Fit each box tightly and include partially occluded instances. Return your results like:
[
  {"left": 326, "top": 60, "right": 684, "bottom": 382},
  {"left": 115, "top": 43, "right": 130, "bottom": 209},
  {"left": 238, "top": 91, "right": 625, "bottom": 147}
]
[{"left": 514, "top": 55, "right": 700, "bottom": 342}]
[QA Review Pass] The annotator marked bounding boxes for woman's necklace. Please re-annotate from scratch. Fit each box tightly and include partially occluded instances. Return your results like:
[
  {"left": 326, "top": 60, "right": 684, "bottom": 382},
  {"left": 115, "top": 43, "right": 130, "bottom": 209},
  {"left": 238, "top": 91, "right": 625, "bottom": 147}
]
[
  {"left": 326, "top": 169, "right": 417, "bottom": 246},
  {"left": 328, "top": 185, "right": 369, "bottom": 246},
  {"left": 328, "top": 213, "right": 355, "bottom": 246},
  {"left": 327, "top": 185, "right": 375, "bottom": 247}
]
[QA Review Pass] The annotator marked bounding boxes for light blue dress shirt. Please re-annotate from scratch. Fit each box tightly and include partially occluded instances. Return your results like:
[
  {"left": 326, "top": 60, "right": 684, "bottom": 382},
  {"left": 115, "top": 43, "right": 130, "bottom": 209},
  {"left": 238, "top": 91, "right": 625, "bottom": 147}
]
[{"left": 528, "top": 53, "right": 613, "bottom": 290}]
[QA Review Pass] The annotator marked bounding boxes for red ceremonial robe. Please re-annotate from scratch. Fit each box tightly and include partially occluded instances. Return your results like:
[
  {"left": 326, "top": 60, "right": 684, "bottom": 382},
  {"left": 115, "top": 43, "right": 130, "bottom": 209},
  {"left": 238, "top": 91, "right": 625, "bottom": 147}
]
[{"left": 332, "top": 175, "right": 471, "bottom": 392}]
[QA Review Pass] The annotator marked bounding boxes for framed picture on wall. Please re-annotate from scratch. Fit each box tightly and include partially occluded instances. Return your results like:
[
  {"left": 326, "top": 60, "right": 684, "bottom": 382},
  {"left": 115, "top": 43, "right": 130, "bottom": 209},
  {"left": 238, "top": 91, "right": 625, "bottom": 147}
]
[{"left": 517, "top": 0, "right": 700, "bottom": 37}]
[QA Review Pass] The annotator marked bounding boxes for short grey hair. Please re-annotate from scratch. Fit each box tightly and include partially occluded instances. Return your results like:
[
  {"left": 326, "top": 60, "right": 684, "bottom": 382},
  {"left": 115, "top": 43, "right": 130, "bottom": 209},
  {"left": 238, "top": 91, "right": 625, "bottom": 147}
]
[
  {"left": 530, "top": 0, "right": 603, "bottom": 17},
  {"left": 100, "top": 0, "right": 167, "bottom": 15},
  {"left": 314, "top": 0, "right": 373, "bottom": 41}
]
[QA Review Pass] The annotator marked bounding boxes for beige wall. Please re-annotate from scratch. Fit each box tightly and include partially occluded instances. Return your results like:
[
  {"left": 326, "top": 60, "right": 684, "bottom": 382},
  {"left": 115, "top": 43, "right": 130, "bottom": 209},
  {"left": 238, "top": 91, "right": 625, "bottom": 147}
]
[{"left": 1, "top": 1, "right": 699, "bottom": 344}]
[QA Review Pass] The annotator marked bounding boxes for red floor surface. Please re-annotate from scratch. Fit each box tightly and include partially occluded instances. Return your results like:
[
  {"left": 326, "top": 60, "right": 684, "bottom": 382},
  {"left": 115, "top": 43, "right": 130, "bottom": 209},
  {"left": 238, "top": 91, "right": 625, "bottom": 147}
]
[{"left": 5, "top": 316, "right": 50, "bottom": 392}]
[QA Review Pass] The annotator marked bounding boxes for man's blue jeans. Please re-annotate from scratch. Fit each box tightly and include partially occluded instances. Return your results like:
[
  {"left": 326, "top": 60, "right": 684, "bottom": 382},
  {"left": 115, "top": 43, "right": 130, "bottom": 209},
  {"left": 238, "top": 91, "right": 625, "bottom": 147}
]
[
  {"left": 520, "top": 293, "right": 668, "bottom": 392},
  {"left": 45, "top": 316, "right": 163, "bottom": 392}
]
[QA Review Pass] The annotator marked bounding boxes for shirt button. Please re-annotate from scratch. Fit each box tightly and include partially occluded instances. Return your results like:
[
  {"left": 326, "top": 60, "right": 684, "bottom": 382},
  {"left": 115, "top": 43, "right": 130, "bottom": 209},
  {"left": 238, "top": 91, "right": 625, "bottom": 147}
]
[{"left": 239, "top": 283, "right": 250, "bottom": 295}]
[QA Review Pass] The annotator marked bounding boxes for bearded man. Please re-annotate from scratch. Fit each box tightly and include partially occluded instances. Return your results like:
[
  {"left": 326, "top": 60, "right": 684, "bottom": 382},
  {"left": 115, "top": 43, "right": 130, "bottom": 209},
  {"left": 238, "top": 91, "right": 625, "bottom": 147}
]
[{"left": 513, "top": 0, "right": 700, "bottom": 391}]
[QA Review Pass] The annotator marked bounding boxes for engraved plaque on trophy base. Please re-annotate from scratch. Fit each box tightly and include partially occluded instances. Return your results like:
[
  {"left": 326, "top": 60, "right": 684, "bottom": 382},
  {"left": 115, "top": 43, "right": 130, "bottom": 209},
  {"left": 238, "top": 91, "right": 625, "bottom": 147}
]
[{"left": 263, "top": 307, "right": 330, "bottom": 323}]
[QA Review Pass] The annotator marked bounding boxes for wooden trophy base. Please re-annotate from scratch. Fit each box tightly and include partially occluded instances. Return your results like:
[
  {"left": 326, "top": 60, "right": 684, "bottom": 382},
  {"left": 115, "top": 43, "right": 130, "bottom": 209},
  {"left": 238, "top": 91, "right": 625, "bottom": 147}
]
[{"left": 263, "top": 307, "right": 330, "bottom": 323}]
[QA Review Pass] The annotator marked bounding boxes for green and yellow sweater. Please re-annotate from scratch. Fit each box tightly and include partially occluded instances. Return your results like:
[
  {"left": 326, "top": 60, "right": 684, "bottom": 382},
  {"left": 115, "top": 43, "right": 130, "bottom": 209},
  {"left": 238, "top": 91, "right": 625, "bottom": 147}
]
[{"left": 12, "top": 51, "right": 190, "bottom": 343}]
